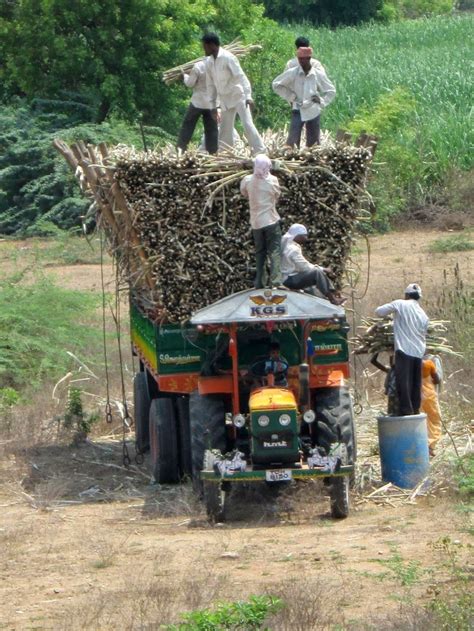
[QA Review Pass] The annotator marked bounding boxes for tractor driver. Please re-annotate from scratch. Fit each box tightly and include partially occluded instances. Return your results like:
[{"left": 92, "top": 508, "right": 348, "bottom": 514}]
[{"left": 250, "top": 341, "right": 289, "bottom": 388}]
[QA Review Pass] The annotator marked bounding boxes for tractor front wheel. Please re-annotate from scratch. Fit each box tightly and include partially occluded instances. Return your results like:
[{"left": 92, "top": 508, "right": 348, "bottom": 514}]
[
  {"left": 203, "top": 481, "right": 229, "bottom": 522},
  {"left": 329, "top": 476, "right": 350, "bottom": 519},
  {"left": 189, "top": 392, "right": 226, "bottom": 493}
]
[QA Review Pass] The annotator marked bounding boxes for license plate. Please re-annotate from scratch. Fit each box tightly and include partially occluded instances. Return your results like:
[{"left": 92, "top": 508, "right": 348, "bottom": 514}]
[{"left": 265, "top": 469, "right": 292, "bottom": 482}]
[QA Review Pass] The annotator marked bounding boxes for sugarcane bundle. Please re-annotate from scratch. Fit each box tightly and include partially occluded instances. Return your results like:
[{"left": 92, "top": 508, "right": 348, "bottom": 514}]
[
  {"left": 162, "top": 40, "right": 262, "bottom": 85},
  {"left": 53, "top": 132, "right": 376, "bottom": 323},
  {"left": 352, "top": 317, "right": 460, "bottom": 356}
]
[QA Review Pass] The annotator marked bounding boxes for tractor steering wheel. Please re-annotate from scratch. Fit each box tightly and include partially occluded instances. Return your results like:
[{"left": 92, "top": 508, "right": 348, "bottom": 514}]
[{"left": 249, "top": 358, "right": 289, "bottom": 379}]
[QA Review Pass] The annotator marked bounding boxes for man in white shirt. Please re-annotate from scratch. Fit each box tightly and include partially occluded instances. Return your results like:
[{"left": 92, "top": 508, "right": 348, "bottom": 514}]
[
  {"left": 376, "top": 284, "right": 429, "bottom": 416},
  {"left": 177, "top": 60, "right": 218, "bottom": 154},
  {"left": 281, "top": 224, "right": 345, "bottom": 305},
  {"left": 241, "top": 154, "right": 281, "bottom": 288},
  {"left": 202, "top": 32, "right": 266, "bottom": 155},
  {"left": 272, "top": 47, "right": 336, "bottom": 147}
]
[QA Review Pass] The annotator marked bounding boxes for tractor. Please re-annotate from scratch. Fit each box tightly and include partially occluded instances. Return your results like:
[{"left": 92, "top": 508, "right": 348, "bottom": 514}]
[{"left": 132, "top": 287, "right": 356, "bottom": 521}]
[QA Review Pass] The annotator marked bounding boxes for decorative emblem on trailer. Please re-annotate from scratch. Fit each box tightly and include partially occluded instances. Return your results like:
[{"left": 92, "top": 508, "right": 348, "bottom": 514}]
[{"left": 249, "top": 289, "right": 287, "bottom": 317}]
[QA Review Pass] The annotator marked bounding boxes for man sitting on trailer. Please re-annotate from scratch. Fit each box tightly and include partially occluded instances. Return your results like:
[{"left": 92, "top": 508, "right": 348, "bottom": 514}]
[
  {"left": 177, "top": 61, "right": 218, "bottom": 154},
  {"left": 281, "top": 224, "right": 345, "bottom": 305},
  {"left": 272, "top": 47, "right": 336, "bottom": 148},
  {"left": 202, "top": 32, "right": 266, "bottom": 155},
  {"left": 375, "top": 284, "right": 429, "bottom": 416},
  {"left": 240, "top": 154, "right": 282, "bottom": 288}
]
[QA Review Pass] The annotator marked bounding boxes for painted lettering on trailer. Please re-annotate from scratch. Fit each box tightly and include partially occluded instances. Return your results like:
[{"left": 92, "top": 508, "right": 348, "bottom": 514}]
[{"left": 250, "top": 305, "right": 287, "bottom": 317}]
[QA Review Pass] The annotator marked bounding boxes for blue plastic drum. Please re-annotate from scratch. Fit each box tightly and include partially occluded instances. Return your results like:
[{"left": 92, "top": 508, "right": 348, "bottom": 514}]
[{"left": 377, "top": 414, "right": 429, "bottom": 489}]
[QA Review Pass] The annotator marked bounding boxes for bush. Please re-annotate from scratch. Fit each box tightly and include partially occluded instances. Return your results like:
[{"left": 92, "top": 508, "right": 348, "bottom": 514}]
[
  {"left": 380, "top": 0, "right": 455, "bottom": 20},
  {"left": 164, "top": 595, "right": 283, "bottom": 631},
  {"left": 428, "top": 233, "right": 474, "bottom": 253},
  {"left": 0, "top": 272, "right": 100, "bottom": 389}
]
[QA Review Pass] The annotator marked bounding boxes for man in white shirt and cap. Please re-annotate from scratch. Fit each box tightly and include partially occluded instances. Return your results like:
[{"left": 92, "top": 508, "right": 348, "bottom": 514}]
[
  {"left": 202, "top": 32, "right": 266, "bottom": 155},
  {"left": 281, "top": 224, "right": 345, "bottom": 305},
  {"left": 241, "top": 154, "right": 282, "bottom": 288},
  {"left": 177, "top": 60, "right": 218, "bottom": 154},
  {"left": 272, "top": 46, "right": 336, "bottom": 147},
  {"left": 376, "top": 284, "right": 429, "bottom": 416}
]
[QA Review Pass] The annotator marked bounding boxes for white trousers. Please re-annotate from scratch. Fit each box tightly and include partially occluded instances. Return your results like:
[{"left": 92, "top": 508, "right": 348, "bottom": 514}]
[{"left": 219, "top": 100, "right": 266, "bottom": 155}]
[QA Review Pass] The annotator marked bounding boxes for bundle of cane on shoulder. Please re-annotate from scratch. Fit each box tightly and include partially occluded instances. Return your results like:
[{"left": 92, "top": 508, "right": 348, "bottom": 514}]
[{"left": 352, "top": 317, "right": 459, "bottom": 357}]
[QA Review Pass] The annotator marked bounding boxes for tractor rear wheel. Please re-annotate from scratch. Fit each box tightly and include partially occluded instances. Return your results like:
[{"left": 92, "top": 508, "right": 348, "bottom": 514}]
[
  {"left": 314, "top": 387, "right": 356, "bottom": 464},
  {"left": 149, "top": 398, "right": 180, "bottom": 484},
  {"left": 133, "top": 372, "right": 151, "bottom": 453},
  {"left": 176, "top": 396, "right": 192, "bottom": 478},
  {"left": 189, "top": 392, "right": 226, "bottom": 492}
]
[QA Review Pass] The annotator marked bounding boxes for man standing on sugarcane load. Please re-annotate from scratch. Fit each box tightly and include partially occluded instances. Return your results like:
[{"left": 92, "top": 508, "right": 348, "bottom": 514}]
[
  {"left": 202, "top": 33, "right": 266, "bottom": 155},
  {"left": 241, "top": 154, "right": 281, "bottom": 288},
  {"left": 272, "top": 47, "right": 336, "bottom": 148},
  {"left": 177, "top": 61, "right": 218, "bottom": 154},
  {"left": 375, "top": 284, "right": 429, "bottom": 417},
  {"left": 281, "top": 224, "right": 345, "bottom": 305}
]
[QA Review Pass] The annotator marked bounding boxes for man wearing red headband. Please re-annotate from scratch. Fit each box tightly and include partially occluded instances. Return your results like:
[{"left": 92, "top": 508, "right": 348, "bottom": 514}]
[{"left": 272, "top": 45, "right": 336, "bottom": 147}]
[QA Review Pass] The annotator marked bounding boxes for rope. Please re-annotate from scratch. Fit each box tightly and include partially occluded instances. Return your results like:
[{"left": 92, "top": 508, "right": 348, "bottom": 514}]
[
  {"left": 346, "top": 234, "right": 372, "bottom": 414},
  {"left": 110, "top": 267, "right": 132, "bottom": 467},
  {"left": 100, "top": 233, "right": 113, "bottom": 425}
]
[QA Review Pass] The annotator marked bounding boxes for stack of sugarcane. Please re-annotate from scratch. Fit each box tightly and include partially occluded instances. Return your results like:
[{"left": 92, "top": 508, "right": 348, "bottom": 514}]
[
  {"left": 113, "top": 139, "right": 373, "bottom": 321},
  {"left": 352, "top": 317, "right": 460, "bottom": 356},
  {"left": 53, "top": 132, "right": 377, "bottom": 323},
  {"left": 162, "top": 40, "right": 262, "bottom": 85}
]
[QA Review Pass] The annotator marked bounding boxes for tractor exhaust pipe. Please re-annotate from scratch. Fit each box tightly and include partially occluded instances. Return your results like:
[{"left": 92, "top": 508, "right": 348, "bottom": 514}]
[{"left": 299, "top": 363, "right": 310, "bottom": 409}]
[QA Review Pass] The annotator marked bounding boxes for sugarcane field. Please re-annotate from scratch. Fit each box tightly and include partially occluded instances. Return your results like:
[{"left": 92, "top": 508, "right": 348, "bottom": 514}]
[{"left": 0, "top": 4, "right": 473, "bottom": 630}]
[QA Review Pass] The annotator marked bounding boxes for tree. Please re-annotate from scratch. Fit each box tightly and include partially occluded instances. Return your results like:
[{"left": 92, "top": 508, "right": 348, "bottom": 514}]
[
  {"left": 1, "top": 0, "right": 263, "bottom": 129},
  {"left": 261, "top": 0, "right": 383, "bottom": 25}
]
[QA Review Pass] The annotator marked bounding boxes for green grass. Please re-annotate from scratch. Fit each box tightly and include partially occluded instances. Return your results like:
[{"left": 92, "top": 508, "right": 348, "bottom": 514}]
[
  {"left": 0, "top": 272, "right": 101, "bottom": 389},
  {"left": 243, "top": 14, "right": 473, "bottom": 226},
  {"left": 428, "top": 232, "right": 474, "bottom": 253}
]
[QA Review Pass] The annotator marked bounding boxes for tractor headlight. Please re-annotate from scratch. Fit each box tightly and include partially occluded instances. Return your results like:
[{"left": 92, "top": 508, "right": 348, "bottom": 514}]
[
  {"left": 279, "top": 413, "right": 291, "bottom": 426},
  {"left": 257, "top": 415, "right": 270, "bottom": 427},
  {"left": 233, "top": 414, "right": 246, "bottom": 428},
  {"left": 303, "top": 409, "right": 316, "bottom": 424}
]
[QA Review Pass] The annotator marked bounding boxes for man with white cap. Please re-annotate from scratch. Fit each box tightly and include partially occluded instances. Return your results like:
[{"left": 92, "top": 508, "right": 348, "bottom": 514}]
[
  {"left": 272, "top": 46, "right": 336, "bottom": 147},
  {"left": 281, "top": 223, "right": 345, "bottom": 305},
  {"left": 376, "top": 284, "right": 429, "bottom": 416},
  {"left": 241, "top": 154, "right": 281, "bottom": 288}
]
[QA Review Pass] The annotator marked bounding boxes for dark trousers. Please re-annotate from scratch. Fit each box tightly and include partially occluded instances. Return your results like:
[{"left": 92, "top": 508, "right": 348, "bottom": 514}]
[
  {"left": 287, "top": 111, "right": 320, "bottom": 148},
  {"left": 177, "top": 104, "right": 218, "bottom": 154},
  {"left": 283, "top": 268, "right": 334, "bottom": 297},
  {"left": 394, "top": 350, "right": 422, "bottom": 416},
  {"left": 252, "top": 222, "right": 282, "bottom": 288}
]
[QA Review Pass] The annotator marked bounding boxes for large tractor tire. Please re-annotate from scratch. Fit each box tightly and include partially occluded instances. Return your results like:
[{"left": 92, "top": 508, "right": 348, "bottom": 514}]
[
  {"left": 189, "top": 392, "right": 226, "bottom": 492},
  {"left": 329, "top": 475, "right": 350, "bottom": 519},
  {"left": 176, "top": 396, "right": 192, "bottom": 478},
  {"left": 149, "top": 398, "right": 180, "bottom": 484},
  {"left": 314, "top": 387, "right": 356, "bottom": 464},
  {"left": 133, "top": 372, "right": 151, "bottom": 453}
]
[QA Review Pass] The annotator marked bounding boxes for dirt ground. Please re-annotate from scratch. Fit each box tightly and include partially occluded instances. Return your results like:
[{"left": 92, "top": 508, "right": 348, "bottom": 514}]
[{"left": 0, "top": 229, "right": 472, "bottom": 630}]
